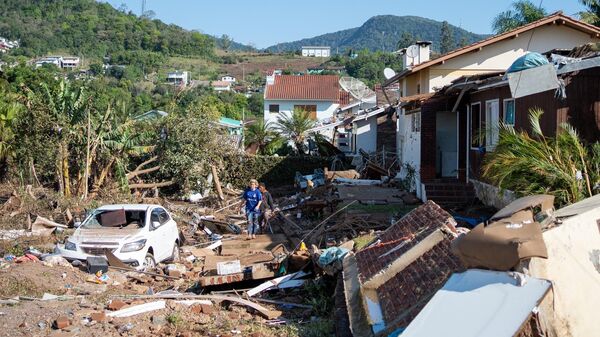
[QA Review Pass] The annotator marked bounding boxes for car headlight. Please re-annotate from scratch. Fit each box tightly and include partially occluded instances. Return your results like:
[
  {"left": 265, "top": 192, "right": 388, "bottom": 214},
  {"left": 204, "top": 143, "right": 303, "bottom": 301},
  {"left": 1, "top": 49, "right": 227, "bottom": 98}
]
[
  {"left": 64, "top": 241, "right": 77, "bottom": 251},
  {"left": 120, "top": 239, "right": 147, "bottom": 253}
]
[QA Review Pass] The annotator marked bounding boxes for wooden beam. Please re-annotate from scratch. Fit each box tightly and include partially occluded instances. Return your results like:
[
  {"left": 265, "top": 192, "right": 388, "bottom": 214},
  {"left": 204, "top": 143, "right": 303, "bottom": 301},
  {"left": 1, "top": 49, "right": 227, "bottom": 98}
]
[
  {"left": 129, "top": 180, "right": 174, "bottom": 189},
  {"left": 211, "top": 165, "right": 225, "bottom": 201}
]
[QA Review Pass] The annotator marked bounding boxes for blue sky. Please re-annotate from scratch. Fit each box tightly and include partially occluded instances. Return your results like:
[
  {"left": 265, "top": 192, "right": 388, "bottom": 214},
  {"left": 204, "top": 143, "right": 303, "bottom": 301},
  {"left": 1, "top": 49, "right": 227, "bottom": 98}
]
[{"left": 102, "top": 0, "right": 586, "bottom": 48}]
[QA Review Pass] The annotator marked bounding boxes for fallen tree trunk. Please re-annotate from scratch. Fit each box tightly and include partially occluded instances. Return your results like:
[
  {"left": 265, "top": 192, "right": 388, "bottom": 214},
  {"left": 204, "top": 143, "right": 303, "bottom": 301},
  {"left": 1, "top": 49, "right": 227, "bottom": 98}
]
[
  {"left": 126, "top": 166, "right": 160, "bottom": 180},
  {"left": 128, "top": 180, "right": 175, "bottom": 189}
]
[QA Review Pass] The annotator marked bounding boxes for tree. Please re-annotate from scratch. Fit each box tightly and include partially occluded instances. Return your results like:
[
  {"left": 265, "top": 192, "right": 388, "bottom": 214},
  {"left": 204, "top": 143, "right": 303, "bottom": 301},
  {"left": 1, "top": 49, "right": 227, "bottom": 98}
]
[
  {"left": 397, "top": 32, "right": 414, "bottom": 50},
  {"left": 440, "top": 21, "right": 454, "bottom": 54},
  {"left": 0, "top": 100, "right": 20, "bottom": 165},
  {"left": 248, "top": 93, "right": 264, "bottom": 116},
  {"left": 245, "top": 120, "right": 279, "bottom": 155},
  {"left": 142, "top": 10, "right": 156, "bottom": 20},
  {"left": 482, "top": 109, "right": 599, "bottom": 207},
  {"left": 275, "top": 109, "right": 316, "bottom": 154},
  {"left": 492, "top": 0, "right": 547, "bottom": 34},
  {"left": 220, "top": 34, "right": 232, "bottom": 52},
  {"left": 578, "top": 0, "right": 600, "bottom": 26},
  {"left": 459, "top": 33, "right": 469, "bottom": 47}
]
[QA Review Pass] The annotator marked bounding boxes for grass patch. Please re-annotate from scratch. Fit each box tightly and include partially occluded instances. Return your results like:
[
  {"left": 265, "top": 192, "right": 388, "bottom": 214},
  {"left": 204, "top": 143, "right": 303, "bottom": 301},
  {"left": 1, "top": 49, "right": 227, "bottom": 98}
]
[{"left": 353, "top": 234, "right": 376, "bottom": 250}]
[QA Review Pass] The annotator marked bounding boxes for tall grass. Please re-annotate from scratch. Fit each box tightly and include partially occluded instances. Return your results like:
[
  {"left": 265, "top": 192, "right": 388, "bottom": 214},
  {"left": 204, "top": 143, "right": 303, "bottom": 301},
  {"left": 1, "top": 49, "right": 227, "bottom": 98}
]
[{"left": 482, "top": 108, "right": 599, "bottom": 207}]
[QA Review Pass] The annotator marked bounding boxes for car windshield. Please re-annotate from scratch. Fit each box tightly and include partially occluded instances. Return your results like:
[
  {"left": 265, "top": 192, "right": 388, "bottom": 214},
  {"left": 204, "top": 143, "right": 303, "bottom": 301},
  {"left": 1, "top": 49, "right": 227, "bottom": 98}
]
[{"left": 81, "top": 209, "right": 146, "bottom": 229}]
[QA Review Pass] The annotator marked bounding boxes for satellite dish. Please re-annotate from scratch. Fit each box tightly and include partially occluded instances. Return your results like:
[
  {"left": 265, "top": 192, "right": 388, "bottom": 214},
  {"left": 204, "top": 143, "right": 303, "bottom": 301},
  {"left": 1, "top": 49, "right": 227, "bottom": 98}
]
[
  {"left": 406, "top": 45, "right": 419, "bottom": 58},
  {"left": 339, "top": 77, "right": 376, "bottom": 102},
  {"left": 383, "top": 68, "right": 396, "bottom": 80}
]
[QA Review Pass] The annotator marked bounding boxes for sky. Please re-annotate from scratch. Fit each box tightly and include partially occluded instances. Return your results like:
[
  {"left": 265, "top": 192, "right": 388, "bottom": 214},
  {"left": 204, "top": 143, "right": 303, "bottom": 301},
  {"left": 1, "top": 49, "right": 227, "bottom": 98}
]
[{"left": 102, "top": 0, "right": 586, "bottom": 48}]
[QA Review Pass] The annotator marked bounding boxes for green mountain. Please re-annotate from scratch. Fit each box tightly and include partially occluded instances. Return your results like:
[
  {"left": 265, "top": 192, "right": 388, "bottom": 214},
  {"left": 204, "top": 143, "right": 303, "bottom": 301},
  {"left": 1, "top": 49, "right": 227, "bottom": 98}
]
[
  {"left": 266, "top": 15, "right": 489, "bottom": 53},
  {"left": 0, "top": 0, "right": 216, "bottom": 58}
]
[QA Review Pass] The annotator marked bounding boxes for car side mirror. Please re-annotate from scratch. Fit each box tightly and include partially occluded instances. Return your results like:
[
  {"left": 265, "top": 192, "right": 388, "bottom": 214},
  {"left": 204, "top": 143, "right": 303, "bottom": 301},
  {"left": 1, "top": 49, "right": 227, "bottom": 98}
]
[{"left": 151, "top": 221, "right": 161, "bottom": 230}]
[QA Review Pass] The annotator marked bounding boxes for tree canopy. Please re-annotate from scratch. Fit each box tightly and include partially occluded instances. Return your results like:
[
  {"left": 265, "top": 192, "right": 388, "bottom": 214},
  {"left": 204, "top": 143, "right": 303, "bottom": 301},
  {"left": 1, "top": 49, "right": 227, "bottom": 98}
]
[{"left": 492, "top": 0, "right": 547, "bottom": 34}]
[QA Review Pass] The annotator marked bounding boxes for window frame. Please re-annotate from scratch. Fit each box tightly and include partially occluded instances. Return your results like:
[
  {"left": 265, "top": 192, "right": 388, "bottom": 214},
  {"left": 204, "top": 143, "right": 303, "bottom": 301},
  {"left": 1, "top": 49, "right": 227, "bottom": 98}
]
[
  {"left": 503, "top": 98, "right": 515, "bottom": 126},
  {"left": 411, "top": 111, "right": 421, "bottom": 133},
  {"left": 268, "top": 104, "right": 280, "bottom": 113},
  {"left": 469, "top": 102, "right": 483, "bottom": 150}
]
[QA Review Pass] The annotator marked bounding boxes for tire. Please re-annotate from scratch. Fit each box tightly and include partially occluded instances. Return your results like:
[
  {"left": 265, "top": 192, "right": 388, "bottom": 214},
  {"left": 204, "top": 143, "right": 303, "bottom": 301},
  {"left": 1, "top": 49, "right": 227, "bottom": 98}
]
[
  {"left": 143, "top": 253, "right": 156, "bottom": 271},
  {"left": 167, "top": 242, "right": 180, "bottom": 263}
]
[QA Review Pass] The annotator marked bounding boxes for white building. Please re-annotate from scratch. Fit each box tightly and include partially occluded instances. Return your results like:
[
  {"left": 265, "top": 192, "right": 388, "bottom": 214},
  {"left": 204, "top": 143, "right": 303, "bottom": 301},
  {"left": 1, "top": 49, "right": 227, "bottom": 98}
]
[
  {"left": 167, "top": 71, "right": 190, "bottom": 86},
  {"left": 212, "top": 80, "right": 232, "bottom": 92},
  {"left": 35, "top": 56, "right": 63, "bottom": 68},
  {"left": 221, "top": 74, "right": 236, "bottom": 83},
  {"left": 61, "top": 57, "right": 80, "bottom": 69},
  {"left": 382, "top": 12, "right": 600, "bottom": 198},
  {"left": 301, "top": 46, "right": 331, "bottom": 57}
]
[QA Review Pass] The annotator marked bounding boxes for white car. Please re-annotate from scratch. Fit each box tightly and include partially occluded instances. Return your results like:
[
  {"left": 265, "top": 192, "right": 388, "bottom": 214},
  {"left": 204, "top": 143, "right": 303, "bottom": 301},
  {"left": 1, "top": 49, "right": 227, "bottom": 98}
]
[{"left": 57, "top": 204, "right": 180, "bottom": 270}]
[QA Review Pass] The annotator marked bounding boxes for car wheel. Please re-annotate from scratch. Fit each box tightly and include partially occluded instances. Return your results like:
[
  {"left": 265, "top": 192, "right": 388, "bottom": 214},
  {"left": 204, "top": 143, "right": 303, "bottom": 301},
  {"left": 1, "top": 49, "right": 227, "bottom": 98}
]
[
  {"left": 143, "top": 253, "right": 156, "bottom": 271},
  {"left": 169, "top": 242, "right": 180, "bottom": 262}
]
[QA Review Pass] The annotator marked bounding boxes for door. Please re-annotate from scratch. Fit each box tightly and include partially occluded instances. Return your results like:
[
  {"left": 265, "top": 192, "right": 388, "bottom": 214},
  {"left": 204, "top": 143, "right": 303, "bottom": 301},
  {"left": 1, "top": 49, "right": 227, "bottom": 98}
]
[
  {"left": 149, "top": 207, "right": 175, "bottom": 262},
  {"left": 485, "top": 100, "right": 500, "bottom": 150}
]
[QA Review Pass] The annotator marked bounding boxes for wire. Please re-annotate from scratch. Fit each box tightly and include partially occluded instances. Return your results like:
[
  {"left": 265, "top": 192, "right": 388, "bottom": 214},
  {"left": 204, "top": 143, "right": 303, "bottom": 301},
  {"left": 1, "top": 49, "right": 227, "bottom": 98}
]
[{"left": 512, "top": 0, "right": 545, "bottom": 96}]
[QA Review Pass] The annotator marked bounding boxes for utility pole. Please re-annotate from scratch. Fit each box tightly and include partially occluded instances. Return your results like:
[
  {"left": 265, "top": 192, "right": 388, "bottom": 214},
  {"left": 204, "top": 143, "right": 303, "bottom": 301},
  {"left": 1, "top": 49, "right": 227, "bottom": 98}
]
[{"left": 141, "top": 0, "right": 147, "bottom": 16}]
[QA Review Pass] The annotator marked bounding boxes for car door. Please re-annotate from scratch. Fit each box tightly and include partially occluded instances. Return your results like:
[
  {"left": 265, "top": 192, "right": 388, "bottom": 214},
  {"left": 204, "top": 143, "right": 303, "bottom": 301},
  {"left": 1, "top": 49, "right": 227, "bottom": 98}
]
[{"left": 150, "top": 207, "right": 176, "bottom": 262}]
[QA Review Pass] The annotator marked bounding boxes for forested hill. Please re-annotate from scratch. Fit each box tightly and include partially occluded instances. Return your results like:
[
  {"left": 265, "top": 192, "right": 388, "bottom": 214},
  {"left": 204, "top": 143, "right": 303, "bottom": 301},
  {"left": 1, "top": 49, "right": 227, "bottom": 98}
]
[
  {"left": 266, "top": 15, "right": 489, "bottom": 53},
  {"left": 0, "top": 0, "right": 217, "bottom": 58}
]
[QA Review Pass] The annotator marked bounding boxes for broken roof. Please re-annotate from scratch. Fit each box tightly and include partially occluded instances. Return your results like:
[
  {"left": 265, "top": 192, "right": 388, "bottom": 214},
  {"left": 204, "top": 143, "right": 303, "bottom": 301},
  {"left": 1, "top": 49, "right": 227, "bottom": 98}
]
[
  {"left": 401, "top": 269, "right": 552, "bottom": 337},
  {"left": 384, "top": 12, "right": 600, "bottom": 86},
  {"left": 345, "top": 201, "right": 464, "bottom": 336}
]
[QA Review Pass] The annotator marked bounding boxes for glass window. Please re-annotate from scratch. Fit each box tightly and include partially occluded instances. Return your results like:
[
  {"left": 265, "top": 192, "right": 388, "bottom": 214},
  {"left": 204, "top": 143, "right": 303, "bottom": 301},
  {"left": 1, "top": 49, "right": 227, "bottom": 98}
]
[
  {"left": 158, "top": 209, "right": 170, "bottom": 225},
  {"left": 411, "top": 111, "right": 421, "bottom": 132},
  {"left": 470, "top": 103, "right": 483, "bottom": 148},
  {"left": 504, "top": 99, "right": 515, "bottom": 126},
  {"left": 268, "top": 104, "right": 279, "bottom": 113}
]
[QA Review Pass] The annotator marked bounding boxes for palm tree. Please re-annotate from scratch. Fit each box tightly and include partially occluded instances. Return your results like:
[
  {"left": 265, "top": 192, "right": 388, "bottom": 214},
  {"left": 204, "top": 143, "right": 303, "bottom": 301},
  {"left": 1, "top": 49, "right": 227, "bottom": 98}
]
[
  {"left": 492, "top": 0, "right": 547, "bottom": 34},
  {"left": 274, "top": 109, "right": 316, "bottom": 154},
  {"left": 578, "top": 0, "right": 600, "bottom": 26},
  {"left": 482, "top": 108, "right": 598, "bottom": 207},
  {"left": 244, "top": 120, "right": 278, "bottom": 155}
]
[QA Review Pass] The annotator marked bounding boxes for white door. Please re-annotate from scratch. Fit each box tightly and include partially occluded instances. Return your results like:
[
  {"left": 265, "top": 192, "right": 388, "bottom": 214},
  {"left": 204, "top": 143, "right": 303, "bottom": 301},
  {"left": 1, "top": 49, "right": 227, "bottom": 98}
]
[
  {"left": 149, "top": 208, "right": 175, "bottom": 262},
  {"left": 485, "top": 100, "right": 500, "bottom": 150}
]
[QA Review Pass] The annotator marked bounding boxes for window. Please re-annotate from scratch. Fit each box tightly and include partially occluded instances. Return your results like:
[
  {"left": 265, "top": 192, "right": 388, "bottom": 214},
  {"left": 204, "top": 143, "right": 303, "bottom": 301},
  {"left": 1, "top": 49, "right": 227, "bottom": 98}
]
[
  {"left": 294, "top": 105, "right": 317, "bottom": 119},
  {"left": 268, "top": 104, "right": 279, "bottom": 113},
  {"left": 416, "top": 83, "right": 421, "bottom": 94},
  {"left": 485, "top": 100, "right": 500, "bottom": 149},
  {"left": 411, "top": 111, "right": 421, "bottom": 132},
  {"left": 503, "top": 99, "right": 515, "bottom": 126},
  {"left": 470, "top": 103, "right": 483, "bottom": 148},
  {"left": 150, "top": 208, "right": 169, "bottom": 228}
]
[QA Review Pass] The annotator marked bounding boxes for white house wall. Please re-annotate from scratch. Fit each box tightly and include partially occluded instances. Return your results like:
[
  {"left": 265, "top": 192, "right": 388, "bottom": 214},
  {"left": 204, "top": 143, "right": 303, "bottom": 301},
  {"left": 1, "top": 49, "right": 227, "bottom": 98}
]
[
  {"left": 428, "top": 24, "right": 600, "bottom": 90},
  {"left": 355, "top": 118, "right": 378, "bottom": 154},
  {"left": 397, "top": 113, "right": 421, "bottom": 196},
  {"left": 263, "top": 100, "right": 339, "bottom": 125}
]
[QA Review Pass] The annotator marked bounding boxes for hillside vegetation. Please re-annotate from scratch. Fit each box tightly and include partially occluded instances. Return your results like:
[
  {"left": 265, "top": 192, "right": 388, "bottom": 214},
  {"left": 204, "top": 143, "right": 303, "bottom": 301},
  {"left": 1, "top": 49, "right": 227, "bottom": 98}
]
[
  {"left": 0, "top": 0, "right": 215, "bottom": 58},
  {"left": 266, "top": 15, "right": 489, "bottom": 53}
]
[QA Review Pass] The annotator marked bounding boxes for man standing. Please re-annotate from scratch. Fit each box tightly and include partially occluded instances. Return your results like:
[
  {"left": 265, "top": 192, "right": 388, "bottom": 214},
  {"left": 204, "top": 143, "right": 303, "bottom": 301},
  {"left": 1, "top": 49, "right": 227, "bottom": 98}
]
[
  {"left": 242, "top": 179, "right": 262, "bottom": 239},
  {"left": 258, "top": 183, "right": 276, "bottom": 233}
]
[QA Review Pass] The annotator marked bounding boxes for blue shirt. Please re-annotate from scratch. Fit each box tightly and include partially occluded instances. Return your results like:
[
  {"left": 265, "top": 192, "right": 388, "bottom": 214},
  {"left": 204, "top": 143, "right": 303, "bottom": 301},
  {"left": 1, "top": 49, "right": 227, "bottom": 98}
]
[{"left": 243, "top": 188, "right": 262, "bottom": 212}]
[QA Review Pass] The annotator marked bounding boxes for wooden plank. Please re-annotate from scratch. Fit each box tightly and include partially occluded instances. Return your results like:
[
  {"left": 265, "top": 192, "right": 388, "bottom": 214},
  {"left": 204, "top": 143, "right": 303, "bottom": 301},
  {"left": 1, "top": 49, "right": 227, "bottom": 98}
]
[{"left": 211, "top": 165, "right": 225, "bottom": 201}]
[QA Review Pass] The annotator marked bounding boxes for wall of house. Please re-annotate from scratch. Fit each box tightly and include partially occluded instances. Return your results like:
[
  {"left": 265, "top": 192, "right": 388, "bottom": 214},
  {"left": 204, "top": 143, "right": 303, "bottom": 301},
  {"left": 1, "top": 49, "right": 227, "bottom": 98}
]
[
  {"left": 355, "top": 117, "right": 378, "bottom": 154},
  {"left": 429, "top": 24, "right": 600, "bottom": 90},
  {"left": 527, "top": 201, "right": 600, "bottom": 337},
  {"left": 263, "top": 100, "right": 339, "bottom": 124},
  {"left": 396, "top": 112, "right": 421, "bottom": 193}
]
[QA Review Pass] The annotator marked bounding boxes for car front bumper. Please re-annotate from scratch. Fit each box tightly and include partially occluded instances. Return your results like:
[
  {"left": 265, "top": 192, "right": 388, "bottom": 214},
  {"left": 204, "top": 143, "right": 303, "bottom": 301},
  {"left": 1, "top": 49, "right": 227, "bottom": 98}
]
[{"left": 56, "top": 244, "right": 147, "bottom": 270}]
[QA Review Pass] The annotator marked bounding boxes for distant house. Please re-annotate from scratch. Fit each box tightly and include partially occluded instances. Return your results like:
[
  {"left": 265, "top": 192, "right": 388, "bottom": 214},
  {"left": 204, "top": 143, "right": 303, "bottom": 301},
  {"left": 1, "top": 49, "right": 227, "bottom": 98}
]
[
  {"left": 35, "top": 56, "right": 63, "bottom": 68},
  {"left": 61, "top": 57, "right": 80, "bottom": 69},
  {"left": 382, "top": 12, "right": 600, "bottom": 200},
  {"left": 263, "top": 74, "right": 347, "bottom": 124},
  {"left": 301, "top": 46, "right": 331, "bottom": 57},
  {"left": 0, "top": 37, "right": 18, "bottom": 53},
  {"left": 133, "top": 109, "right": 168, "bottom": 121},
  {"left": 216, "top": 117, "right": 244, "bottom": 148},
  {"left": 306, "top": 65, "right": 345, "bottom": 74},
  {"left": 212, "top": 80, "right": 232, "bottom": 92},
  {"left": 167, "top": 71, "right": 190, "bottom": 86},
  {"left": 220, "top": 74, "right": 236, "bottom": 83}
]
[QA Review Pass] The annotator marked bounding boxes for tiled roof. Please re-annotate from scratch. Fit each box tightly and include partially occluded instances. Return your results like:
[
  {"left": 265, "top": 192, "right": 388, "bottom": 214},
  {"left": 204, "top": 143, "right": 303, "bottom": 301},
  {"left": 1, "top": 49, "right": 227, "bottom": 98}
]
[
  {"left": 265, "top": 75, "right": 342, "bottom": 101},
  {"left": 212, "top": 81, "right": 231, "bottom": 87},
  {"left": 384, "top": 12, "right": 600, "bottom": 86},
  {"left": 355, "top": 201, "right": 455, "bottom": 282}
]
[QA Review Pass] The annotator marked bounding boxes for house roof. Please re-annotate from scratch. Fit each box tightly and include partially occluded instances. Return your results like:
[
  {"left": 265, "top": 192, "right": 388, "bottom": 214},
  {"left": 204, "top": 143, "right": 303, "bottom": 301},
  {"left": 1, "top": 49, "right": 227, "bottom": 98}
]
[
  {"left": 384, "top": 12, "right": 600, "bottom": 86},
  {"left": 212, "top": 81, "right": 231, "bottom": 87},
  {"left": 265, "top": 75, "right": 342, "bottom": 101},
  {"left": 401, "top": 269, "right": 552, "bottom": 337}
]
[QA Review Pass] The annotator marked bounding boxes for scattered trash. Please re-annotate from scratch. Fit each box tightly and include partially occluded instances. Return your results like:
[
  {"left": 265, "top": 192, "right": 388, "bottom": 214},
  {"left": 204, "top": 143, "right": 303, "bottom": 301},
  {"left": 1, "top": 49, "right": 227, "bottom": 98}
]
[{"left": 107, "top": 300, "right": 166, "bottom": 318}]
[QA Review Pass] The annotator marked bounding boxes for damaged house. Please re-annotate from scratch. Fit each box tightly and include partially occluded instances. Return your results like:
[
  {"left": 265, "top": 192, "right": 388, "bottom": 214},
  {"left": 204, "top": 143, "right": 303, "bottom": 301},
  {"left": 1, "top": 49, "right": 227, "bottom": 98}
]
[
  {"left": 342, "top": 201, "right": 464, "bottom": 336},
  {"left": 382, "top": 12, "right": 600, "bottom": 204}
]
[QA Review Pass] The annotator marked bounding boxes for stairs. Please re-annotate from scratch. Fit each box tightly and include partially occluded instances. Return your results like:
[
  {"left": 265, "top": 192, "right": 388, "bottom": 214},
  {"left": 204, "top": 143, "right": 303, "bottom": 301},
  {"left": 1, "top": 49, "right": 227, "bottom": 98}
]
[{"left": 424, "top": 179, "right": 476, "bottom": 207}]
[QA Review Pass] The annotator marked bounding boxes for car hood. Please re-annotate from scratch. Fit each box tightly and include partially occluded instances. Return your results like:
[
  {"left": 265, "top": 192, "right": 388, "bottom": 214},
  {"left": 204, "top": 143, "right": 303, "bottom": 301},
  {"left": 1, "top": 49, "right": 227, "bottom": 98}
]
[{"left": 69, "top": 227, "right": 145, "bottom": 245}]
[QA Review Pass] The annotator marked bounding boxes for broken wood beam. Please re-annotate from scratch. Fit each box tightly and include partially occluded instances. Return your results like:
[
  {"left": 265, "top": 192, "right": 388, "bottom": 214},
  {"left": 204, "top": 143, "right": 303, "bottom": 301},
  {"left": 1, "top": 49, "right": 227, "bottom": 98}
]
[
  {"left": 211, "top": 165, "right": 225, "bottom": 201},
  {"left": 128, "top": 180, "right": 174, "bottom": 189},
  {"left": 126, "top": 165, "right": 160, "bottom": 180}
]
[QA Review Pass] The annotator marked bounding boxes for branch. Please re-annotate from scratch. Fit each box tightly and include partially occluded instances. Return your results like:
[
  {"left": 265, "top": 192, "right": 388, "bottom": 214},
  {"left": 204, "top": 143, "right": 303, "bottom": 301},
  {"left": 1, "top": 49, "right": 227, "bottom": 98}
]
[
  {"left": 133, "top": 156, "right": 158, "bottom": 172},
  {"left": 128, "top": 180, "right": 174, "bottom": 189},
  {"left": 126, "top": 165, "right": 160, "bottom": 180}
]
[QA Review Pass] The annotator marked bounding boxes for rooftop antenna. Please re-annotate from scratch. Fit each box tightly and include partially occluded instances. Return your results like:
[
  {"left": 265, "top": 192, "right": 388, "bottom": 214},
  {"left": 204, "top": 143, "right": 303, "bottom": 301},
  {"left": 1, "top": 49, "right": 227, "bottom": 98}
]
[
  {"left": 339, "top": 77, "right": 376, "bottom": 106},
  {"left": 383, "top": 68, "right": 396, "bottom": 80},
  {"left": 405, "top": 45, "right": 419, "bottom": 66}
]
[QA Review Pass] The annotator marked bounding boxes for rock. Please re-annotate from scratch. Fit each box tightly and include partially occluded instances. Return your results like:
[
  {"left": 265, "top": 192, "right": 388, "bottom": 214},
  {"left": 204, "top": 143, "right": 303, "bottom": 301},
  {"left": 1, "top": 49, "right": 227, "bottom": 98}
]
[
  {"left": 108, "top": 299, "right": 127, "bottom": 311},
  {"left": 90, "top": 312, "right": 107, "bottom": 322},
  {"left": 151, "top": 315, "right": 166, "bottom": 326},
  {"left": 130, "top": 284, "right": 150, "bottom": 294},
  {"left": 190, "top": 305, "right": 202, "bottom": 314},
  {"left": 54, "top": 316, "right": 70, "bottom": 330},
  {"left": 196, "top": 313, "right": 211, "bottom": 325},
  {"left": 200, "top": 304, "right": 213, "bottom": 315},
  {"left": 167, "top": 269, "right": 181, "bottom": 278}
]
